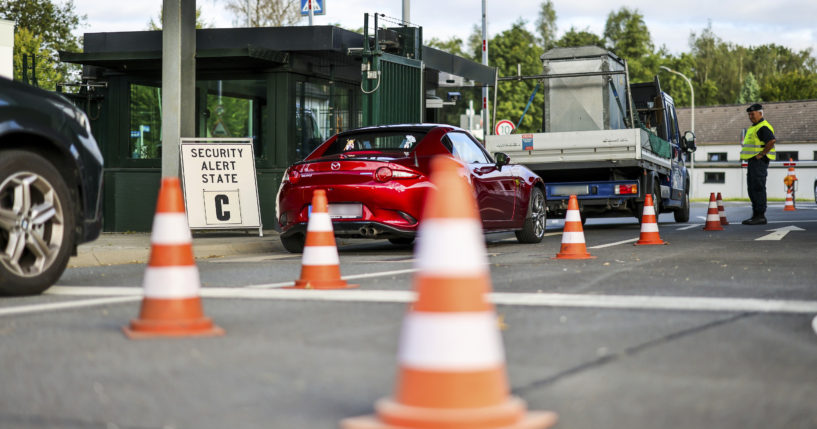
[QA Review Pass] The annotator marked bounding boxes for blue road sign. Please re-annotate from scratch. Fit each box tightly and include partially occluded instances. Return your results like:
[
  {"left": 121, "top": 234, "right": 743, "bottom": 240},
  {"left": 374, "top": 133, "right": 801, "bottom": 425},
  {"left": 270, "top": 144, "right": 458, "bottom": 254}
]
[{"left": 300, "top": 0, "right": 325, "bottom": 16}]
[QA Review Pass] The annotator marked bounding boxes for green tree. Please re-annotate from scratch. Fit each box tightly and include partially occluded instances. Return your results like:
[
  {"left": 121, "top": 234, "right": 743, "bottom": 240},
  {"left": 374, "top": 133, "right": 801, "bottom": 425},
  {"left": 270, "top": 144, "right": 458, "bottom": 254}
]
[
  {"left": 147, "top": 6, "right": 213, "bottom": 30},
  {"left": 426, "top": 36, "right": 466, "bottom": 58},
  {"left": 604, "top": 7, "right": 654, "bottom": 82},
  {"left": 12, "top": 27, "right": 63, "bottom": 86},
  {"left": 491, "top": 20, "right": 544, "bottom": 133},
  {"left": 222, "top": 0, "right": 301, "bottom": 27},
  {"left": 761, "top": 71, "right": 817, "bottom": 101},
  {"left": 0, "top": 0, "right": 86, "bottom": 89},
  {"left": 737, "top": 72, "right": 761, "bottom": 103},
  {"left": 535, "top": 0, "right": 557, "bottom": 50},
  {"left": 555, "top": 27, "right": 605, "bottom": 49}
]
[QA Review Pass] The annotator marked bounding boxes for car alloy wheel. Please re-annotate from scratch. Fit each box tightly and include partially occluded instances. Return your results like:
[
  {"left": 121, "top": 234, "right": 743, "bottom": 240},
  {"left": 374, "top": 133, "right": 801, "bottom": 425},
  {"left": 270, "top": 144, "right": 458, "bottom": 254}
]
[
  {"left": 515, "top": 187, "right": 546, "bottom": 243},
  {"left": 0, "top": 171, "right": 66, "bottom": 277},
  {"left": 0, "top": 151, "right": 75, "bottom": 295}
]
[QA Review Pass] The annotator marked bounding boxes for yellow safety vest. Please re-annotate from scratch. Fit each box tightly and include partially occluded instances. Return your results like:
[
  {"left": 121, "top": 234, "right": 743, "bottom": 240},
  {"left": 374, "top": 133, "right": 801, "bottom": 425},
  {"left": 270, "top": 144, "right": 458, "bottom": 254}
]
[{"left": 740, "top": 119, "right": 776, "bottom": 160}]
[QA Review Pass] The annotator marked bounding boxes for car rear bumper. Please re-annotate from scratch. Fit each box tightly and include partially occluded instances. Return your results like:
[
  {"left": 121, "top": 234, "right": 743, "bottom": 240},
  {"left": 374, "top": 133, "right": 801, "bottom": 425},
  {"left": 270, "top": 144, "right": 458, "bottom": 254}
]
[{"left": 280, "top": 221, "right": 416, "bottom": 240}]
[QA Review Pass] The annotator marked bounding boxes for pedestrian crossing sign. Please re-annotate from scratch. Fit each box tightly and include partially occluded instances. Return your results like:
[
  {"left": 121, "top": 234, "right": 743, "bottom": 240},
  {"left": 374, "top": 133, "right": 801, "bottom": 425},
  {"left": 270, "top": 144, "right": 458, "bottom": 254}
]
[{"left": 300, "top": 0, "right": 325, "bottom": 15}]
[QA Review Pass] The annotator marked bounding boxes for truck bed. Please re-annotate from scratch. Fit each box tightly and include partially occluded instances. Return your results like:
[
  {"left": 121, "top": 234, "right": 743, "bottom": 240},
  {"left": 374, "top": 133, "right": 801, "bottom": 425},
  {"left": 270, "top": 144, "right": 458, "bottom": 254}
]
[{"left": 485, "top": 128, "right": 671, "bottom": 174}]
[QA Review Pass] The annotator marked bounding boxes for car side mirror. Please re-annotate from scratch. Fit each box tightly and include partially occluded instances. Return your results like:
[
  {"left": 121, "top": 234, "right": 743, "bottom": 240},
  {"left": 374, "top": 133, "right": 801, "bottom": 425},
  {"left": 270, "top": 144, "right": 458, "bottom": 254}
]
[
  {"left": 681, "top": 131, "right": 697, "bottom": 153},
  {"left": 495, "top": 152, "right": 511, "bottom": 168}
]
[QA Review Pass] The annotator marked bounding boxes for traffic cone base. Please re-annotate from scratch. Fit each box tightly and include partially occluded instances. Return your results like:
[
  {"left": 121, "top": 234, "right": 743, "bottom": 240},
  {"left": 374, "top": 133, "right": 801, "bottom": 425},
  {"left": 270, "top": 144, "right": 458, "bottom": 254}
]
[
  {"left": 702, "top": 193, "right": 724, "bottom": 231},
  {"left": 554, "top": 195, "right": 594, "bottom": 259},
  {"left": 125, "top": 177, "right": 223, "bottom": 339},
  {"left": 290, "top": 190, "right": 357, "bottom": 289},
  {"left": 635, "top": 194, "right": 666, "bottom": 245},
  {"left": 342, "top": 397, "right": 558, "bottom": 429}
]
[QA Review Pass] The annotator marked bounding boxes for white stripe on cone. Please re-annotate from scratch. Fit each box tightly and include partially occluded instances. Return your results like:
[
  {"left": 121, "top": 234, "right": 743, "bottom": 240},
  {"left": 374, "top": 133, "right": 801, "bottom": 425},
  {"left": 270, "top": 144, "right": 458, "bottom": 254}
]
[
  {"left": 142, "top": 266, "right": 201, "bottom": 298},
  {"left": 560, "top": 231, "right": 587, "bottom": 244},
  {"left": 301, "top": 246, "right": 341, "bottom": 265},
  {"left": 151, "top": 214, "right": 192, "bottom": 245},
  {"left": 565, "top": 210, "right": 581, "bottom": 222},
  {"left": 640, "top": 223, "right": 659, "bottom": 233},
  {"left": 398, "top": 312, "right": 505, "bottom": 370},
  {"left": 642, "top": 205, "right": 655, "bottom": 216},
  {"left": 706, "top": 214, "right": 720, "bottom": 222},
  {"left": 307, "top": 212, "right": 334, "bottom": 232},
  {"left": 415, "top": 219, "right": 489, "bottom": 275}
]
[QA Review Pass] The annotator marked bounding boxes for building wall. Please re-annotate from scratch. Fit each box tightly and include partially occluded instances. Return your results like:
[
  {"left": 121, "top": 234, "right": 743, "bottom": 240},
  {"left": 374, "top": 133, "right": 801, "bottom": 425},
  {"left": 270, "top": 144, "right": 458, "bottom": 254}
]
[{"left": 690, "top": 143, "right": 817, "bottom": 200}]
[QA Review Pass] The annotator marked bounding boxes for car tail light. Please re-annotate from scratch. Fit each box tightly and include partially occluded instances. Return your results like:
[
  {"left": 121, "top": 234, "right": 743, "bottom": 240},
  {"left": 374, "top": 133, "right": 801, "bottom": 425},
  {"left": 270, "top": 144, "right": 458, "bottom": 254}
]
[
  {"left": 287, "top": 169, "right": 300, "bottom": 184},
  {"left": 375, "top": 167, "right": 418, "bottom": 182},
  {"left": 615, "top": 184, "right": 638, "bottom": 195}
]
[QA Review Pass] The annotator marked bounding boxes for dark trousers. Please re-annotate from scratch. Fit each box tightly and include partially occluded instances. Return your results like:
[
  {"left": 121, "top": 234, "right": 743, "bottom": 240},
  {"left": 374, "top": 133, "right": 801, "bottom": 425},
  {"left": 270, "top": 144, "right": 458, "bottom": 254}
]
[{"left": 746, "top": 157, "right": 769, "bottom": 216}]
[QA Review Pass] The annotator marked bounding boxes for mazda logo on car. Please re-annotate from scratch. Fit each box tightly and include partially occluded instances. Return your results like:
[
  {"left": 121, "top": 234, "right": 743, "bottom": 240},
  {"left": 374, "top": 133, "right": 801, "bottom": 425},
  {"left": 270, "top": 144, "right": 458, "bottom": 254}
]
[{"left": 331, "top": 162, "right": 341, "bottom": 170}]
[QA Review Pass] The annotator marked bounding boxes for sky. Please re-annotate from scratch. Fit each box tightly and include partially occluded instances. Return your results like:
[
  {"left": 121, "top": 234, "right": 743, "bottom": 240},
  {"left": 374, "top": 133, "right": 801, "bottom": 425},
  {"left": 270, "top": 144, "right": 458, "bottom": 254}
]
[{"left": 71, "top": 0, "right": 817, "bottom": 57}]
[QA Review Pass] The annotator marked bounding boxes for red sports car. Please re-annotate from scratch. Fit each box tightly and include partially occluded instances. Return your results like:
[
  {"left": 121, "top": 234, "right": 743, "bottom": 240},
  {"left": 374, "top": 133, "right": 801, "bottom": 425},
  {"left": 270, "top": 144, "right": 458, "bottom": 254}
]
[{"left": 276, "top": 124, "right": 546, "bottom": 252}]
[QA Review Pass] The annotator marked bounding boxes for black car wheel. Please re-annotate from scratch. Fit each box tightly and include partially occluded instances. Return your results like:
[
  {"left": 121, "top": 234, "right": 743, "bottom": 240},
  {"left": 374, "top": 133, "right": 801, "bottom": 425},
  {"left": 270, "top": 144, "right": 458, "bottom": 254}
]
[
  {"left": 515, "top": 187, "right": 546, "bottom": 243},
  {"left": 0, "top": 151, "right": 75, "bottom": 296},
  {"left": 280, "top": 233, "right": 305, "bottom": 253}
]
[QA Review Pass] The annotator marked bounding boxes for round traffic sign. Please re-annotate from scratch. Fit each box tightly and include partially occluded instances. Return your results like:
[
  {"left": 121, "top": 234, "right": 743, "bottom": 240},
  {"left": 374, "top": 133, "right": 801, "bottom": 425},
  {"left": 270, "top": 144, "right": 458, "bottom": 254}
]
[{"left": 495, "top": 120, "right": 515, "bottom": 135}]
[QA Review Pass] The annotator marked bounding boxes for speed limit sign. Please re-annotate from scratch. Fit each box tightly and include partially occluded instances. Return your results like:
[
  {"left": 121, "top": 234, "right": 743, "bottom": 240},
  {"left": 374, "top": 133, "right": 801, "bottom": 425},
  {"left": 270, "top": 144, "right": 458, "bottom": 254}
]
[{"left": 495, "top": 119, "right": 515, "bottom": 135}]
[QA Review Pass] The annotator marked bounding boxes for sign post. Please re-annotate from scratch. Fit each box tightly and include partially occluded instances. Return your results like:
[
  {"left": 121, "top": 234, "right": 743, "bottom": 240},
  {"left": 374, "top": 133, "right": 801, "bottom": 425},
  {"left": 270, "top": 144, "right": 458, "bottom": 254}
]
[{"left": 180, "top": 137, "right": 262, "bottom": 236}]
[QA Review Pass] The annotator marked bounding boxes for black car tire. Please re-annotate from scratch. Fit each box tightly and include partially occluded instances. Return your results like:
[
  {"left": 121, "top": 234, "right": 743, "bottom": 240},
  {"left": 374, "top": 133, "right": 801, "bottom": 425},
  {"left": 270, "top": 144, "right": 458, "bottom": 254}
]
[
  {"left": 814, "top": 181, "right": 816, "bottom": 204},
  {"left": 515, "top": 187, "right": 546, "bottom": 243},
  {"left": 674, "top": 189, "right": 690, "bottom": 223},
  {"left": 388, "top": 237, "right": 415, "bottom": 246},
  {"left": 280, "top": 233, "right": 305, "bottom": 253},
  {"left": 0, "top": 150, "right": 76, "bottom": 296}
]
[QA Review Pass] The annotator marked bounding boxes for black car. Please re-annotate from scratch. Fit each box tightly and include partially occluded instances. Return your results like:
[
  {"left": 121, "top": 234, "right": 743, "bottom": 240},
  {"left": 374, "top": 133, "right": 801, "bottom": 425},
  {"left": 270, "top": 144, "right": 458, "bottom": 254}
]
[{"left": 0, "top": 77, "right": 104, "bottom": 295}]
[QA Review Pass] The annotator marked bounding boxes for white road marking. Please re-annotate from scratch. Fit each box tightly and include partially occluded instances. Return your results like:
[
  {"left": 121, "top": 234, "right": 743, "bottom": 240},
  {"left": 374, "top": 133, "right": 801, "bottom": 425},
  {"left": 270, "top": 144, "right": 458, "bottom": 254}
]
[
  {"left": 813, "top": 316, "right": 817, "bottom": 336},
  {"left": 755, "top": 225, "right": 805, "bottom": 241},
  {"left": 696, "top": 216, "right": 707, "bottom": 220},
  {"left": 0, "top": 296, "right": 141, "bottom": 317},
  {"left": 588, "top": 238, "right": 639, "bottom": 249},
  {"left": 39, "top": 288, "right": 817, "bottom": 314},
  {"left": 677, "top": 224, "right": 702, "bottom": 231}
]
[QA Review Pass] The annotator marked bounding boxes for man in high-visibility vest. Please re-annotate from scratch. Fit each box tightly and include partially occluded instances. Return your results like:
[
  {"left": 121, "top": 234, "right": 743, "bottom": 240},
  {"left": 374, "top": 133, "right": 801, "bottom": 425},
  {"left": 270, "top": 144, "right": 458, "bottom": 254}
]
[{"left": 740, "top": 103, "right": 776, "bottom": 225}]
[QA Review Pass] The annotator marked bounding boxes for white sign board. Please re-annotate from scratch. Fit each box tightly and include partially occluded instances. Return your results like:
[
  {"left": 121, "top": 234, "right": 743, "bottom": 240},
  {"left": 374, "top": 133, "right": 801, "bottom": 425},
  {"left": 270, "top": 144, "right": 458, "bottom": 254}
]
[
  {"left": 180, "top": 138, "right": 262, "bottom": 235},
  {"left": 0, "top": 20, "right": 13, "bottom": 79},
  {"left": 495, "top": 119, "right": 515, "bottom": 135}
]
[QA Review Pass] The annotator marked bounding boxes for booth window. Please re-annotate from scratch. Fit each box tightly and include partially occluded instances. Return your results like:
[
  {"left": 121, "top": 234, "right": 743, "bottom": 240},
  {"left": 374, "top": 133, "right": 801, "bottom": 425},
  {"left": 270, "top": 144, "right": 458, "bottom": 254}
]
[
  {"left": 129, "top": 84, "right": 162, "bottom": 159},
  {"left": 707, "top": 152, "right": 728, "bottom": 161},
  {"left": 200, "top": 79, "right": 265, "bottom": 158},
  {"left": 776, "top": 151, "right": 798, "bottom": 161},
  {"left": 704, "top": 172, "right": 725, "bottom": 184}
]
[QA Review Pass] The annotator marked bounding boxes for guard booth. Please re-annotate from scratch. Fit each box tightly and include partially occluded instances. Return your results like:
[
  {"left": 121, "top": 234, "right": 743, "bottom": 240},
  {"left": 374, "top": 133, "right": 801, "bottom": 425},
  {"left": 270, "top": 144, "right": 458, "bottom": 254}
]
[{"left": 60, "top": 24, "right": 495, "bottom": 232}]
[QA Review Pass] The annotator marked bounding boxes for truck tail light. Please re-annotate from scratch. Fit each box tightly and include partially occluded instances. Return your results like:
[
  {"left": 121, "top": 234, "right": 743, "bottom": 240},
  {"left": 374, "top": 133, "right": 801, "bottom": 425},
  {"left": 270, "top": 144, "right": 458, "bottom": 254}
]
[{"left": 615, "top": 184, "right": 638, "bottom": 195}]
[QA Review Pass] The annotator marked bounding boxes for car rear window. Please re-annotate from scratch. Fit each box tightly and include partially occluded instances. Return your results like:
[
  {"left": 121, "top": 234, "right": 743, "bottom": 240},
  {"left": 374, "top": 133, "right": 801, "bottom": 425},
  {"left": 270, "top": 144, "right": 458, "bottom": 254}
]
[{"left": 322, "top": 131, "right": 428, "bottom": 156}]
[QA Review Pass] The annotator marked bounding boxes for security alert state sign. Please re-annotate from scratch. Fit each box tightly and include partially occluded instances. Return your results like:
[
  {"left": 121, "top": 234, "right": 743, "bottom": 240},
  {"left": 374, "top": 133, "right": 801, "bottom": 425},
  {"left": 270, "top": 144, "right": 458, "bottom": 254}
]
[{"left": 180, "top": 138, "right": 262, "bottom": 234}]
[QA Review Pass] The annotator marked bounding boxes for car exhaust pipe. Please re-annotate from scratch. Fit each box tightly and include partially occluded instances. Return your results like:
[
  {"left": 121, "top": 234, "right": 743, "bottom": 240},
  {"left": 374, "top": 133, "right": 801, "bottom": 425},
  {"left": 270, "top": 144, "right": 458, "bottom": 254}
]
[{"left": 358, "top": 227, "right": 379, "bottom": 237}]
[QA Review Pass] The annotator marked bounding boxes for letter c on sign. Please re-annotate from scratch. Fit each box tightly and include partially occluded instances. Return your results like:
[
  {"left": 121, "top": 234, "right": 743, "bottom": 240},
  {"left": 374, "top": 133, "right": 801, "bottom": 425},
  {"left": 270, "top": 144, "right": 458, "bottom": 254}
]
[{"left": 215, "top": 194, "right": 230, "bottom": 221}]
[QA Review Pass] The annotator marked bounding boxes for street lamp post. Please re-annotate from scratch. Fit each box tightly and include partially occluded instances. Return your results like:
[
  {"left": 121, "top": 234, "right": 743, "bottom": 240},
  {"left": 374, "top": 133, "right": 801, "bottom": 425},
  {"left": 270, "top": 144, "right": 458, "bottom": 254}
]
[{"left": 660, "top": 65, "right": 694, "bottom": 197}]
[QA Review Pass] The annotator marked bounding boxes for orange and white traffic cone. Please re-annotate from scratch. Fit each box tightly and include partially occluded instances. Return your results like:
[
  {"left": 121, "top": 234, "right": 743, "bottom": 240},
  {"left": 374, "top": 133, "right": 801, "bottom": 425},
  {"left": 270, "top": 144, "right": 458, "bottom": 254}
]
[
  {"left": 717, "top": 192, "right": 729, "bottom": 225},
  {"left": 554, "top": 194, "right": 594, "bottom": 259},
  {"left": 783, "top": 187, "right": 796, "bottom": 211},
  {"left": 341, "top": 156, "right": 557, "bottom": 429},
  {"left": 634, "top": 193, "right": 666, "bottom": 245},
  {"left": 702, "top": 192, "right": 724, "bottom": 231},
  {"left": 123, "top": 177, "right": 224, "bottom": 339},
  {"left": 291, "top": 189, "right": 356, "bottom": 289}
]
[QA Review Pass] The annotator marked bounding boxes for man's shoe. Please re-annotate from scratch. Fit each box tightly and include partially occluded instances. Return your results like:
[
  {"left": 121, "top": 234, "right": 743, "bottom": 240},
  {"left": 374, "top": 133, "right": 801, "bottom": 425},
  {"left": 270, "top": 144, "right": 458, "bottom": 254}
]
[{"left": 742, "top": 216, "right": 767, "bottom": 225}]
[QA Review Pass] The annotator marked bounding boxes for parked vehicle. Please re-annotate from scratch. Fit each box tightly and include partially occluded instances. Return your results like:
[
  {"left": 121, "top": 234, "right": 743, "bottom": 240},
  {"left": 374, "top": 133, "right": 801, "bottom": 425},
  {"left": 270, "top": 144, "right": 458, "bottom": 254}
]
[
  {"left": 485, "top": 46, "right": 696, "bottom": 224},
  {"left": 0, "top": 77, "right": 104, "bottom": 295},
  {"left": 276, "top": 124, "right": 546, "bottom": 252}
]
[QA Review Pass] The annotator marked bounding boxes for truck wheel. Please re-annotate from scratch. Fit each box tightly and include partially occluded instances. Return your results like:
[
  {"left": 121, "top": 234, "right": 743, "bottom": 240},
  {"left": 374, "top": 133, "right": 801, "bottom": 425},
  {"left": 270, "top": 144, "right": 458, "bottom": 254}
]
[
  {"left": 674, "top": 191, "right": 690, "bottom": 223},
  {"left": 634, "top": 180, "right": 660, "bottom": 224},
  {"left": 0, "top": 151, "right": 76, "bottom": 296},
  {"left": 280, "top": 233, "right": 305, "bottom": 253},
  {"left": 515, "top": 187, "right": 546, "bottom": 243}
]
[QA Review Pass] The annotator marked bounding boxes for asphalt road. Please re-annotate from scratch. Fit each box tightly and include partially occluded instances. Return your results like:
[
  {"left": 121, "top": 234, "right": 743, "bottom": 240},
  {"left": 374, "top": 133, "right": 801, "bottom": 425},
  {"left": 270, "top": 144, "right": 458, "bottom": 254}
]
[{"left": 1, "top": 202, "right": 816, "bottom": 429}]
